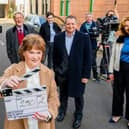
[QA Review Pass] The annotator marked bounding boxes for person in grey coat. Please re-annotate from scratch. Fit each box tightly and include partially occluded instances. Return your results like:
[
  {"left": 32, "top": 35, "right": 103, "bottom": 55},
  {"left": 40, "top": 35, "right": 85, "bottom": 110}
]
[{"left": 6, "top": 11, "right": 36, "bottom": 64}]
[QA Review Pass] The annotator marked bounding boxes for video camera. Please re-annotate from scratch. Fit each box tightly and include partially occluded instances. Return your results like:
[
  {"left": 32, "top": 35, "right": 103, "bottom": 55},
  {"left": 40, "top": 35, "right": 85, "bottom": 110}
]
[
  {"left": 90, "top": 27, "right": 99, "bottom": 37},
  {"left": 87, "top": 26, "right": 100, "bottom": 39},
  {"left": 103, "top": 17, "right": 119, "bottom": 31},
  {"left": 97, "top": 16, "right": 119, "bottom": 34},
  {"left": 97, "top": 15, "right": 119, "bottom": 43}
]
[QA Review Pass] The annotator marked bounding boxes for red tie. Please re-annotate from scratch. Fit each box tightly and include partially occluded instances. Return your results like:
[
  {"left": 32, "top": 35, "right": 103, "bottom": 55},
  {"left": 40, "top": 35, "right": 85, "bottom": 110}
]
[{"left": 17, "top": 29, "right": 24, "bottom": 45}]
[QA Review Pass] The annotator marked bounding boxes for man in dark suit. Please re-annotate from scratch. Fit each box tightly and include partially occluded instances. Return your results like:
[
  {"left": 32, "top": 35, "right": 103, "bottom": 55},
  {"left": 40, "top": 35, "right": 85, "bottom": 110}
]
[
  {"left": 39, "top": 12, "right": 61, "bottom": 68},
  {"left": 6, "top": 11, "right": 36, "bottom": 64},
  {"left": 53, "top": 15, "right": 92, "bottom": 129}
]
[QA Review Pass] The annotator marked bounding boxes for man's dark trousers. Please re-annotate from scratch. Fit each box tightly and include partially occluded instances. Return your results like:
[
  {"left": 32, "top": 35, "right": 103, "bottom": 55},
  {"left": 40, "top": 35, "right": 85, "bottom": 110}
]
[{"left": 59, "top": 80, "right": 84, "bottom": 119}]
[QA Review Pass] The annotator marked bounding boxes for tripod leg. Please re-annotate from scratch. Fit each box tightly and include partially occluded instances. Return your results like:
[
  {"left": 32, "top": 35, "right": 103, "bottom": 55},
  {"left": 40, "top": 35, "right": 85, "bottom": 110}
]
[{"left": 100, "top": 43, "right": 110, "bottom": 80}]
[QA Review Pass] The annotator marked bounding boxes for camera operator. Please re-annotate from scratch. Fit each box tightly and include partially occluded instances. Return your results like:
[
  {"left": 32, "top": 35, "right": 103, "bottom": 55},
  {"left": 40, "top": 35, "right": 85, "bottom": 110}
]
[
  {"left": 102, "top": 9, "right": 119, "bottom": 41},
  {"left": 80, "top": 13, "right": 100, "bottom": 81},
  {"left": 99, "top": 9, "right": 119, "bottom": 79}
]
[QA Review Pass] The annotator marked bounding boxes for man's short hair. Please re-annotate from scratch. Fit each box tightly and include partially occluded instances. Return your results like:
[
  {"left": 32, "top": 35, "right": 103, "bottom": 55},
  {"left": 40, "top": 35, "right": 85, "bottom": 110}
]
[
  {"left": 46, "top": 12, "right": 54, "bottom": 18},
  {"left": 65, "top": 15, "right": 77, "bottom": 24},
  {"left": 85, "top": 12, "right": 93, "bottom": 16},
  {"left": 13, "top": 11, "right": 24, "bottom": 19},
  {"left": 85, "top": 12, "right": 93, "bottom": 19},
  {"left": 106, "top": 10, "right": 115, "bottom": 17}
]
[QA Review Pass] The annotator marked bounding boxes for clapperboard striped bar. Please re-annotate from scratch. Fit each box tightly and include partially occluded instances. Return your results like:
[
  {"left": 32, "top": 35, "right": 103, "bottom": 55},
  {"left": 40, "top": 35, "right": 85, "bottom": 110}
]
[
  {"left": 13, "top": 87, "right": 46, "bottom": 95},
  {"left": 20, "top": 66, "right": 40, "bottom": 81},
  {"left": 4, "top": 86, "right": 48, "bottom": 120}
]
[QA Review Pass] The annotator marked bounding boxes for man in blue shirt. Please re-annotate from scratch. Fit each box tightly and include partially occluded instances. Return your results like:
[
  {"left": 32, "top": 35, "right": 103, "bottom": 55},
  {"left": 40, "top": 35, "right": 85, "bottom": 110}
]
[
  {"left": 53, "top": 15, "right": 92, "bottom": 129},
  {"left": 80, "top": 13, "right": 100, "bottom": 81},
  {"left": 39, "top": 12, "right": 61, "bottom": 68}
]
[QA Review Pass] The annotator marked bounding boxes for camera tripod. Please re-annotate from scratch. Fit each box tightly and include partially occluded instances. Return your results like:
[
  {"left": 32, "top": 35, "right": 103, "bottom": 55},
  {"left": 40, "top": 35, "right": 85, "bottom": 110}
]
[{"left": 97, "top": 35, "right": 113, "bottom": 80}]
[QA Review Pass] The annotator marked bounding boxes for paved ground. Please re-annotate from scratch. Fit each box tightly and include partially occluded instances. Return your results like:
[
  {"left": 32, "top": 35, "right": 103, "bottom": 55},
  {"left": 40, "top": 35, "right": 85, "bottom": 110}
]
[
  {"left": 0, "top": 23, "right": 128, "bottom": 129},
  {"left": 0, "top": 23, "right": 11, "bottom": 75},
  {"left": 55, "top": 80, "right": 127, "bottom": 129}
]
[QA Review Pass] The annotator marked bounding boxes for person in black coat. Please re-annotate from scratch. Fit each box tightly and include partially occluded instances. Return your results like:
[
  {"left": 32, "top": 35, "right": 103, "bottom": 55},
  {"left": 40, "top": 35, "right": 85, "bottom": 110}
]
[
  {"left": 99, "top": 9, "right": 119, "bottom": 78},
  {"left": 39, "top": 12, "right": 61, "bottom": 68},
  {"left": 80, "top": 13, "right": 100, "bottom": 81},
  {"left": 6, "top": 11, "right": 36, "bottom": 64},
  {"left": 53, "top": 15, "right": 92, "bottom": 129}
]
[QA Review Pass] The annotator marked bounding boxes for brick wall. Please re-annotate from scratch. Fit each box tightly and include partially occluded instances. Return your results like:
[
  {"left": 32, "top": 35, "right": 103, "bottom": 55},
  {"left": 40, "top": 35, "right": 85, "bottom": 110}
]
[{"left": 51, "top": 0, "right": 129, "bottom": 28}]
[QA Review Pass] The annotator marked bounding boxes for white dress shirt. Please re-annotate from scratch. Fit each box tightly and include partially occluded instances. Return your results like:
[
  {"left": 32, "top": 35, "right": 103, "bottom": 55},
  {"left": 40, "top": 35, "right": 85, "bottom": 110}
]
[
  {"left": 25, "top": 64, "right": 40, "bottom": 129},
  {"left": 17, "top": 26, "right": 24, "bottom": 34},
  {"left": 49, "top": 23, "right": 56, "bottom": 43}
]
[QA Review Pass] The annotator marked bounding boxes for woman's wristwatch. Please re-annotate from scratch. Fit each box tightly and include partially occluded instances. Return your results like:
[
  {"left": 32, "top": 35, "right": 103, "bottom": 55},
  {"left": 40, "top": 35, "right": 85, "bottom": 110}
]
[{"left": 46, "top": 112, "right": 52, "bottom": 122}]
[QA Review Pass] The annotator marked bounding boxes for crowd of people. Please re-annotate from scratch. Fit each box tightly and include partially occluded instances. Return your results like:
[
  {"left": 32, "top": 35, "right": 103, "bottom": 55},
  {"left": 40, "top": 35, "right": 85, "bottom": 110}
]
[{"left": 0, "top": 7, "right": 129, "bottom": 129}]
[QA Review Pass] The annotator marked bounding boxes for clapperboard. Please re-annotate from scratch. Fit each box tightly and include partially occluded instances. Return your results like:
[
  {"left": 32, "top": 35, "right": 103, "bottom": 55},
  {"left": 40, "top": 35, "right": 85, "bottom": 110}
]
[
  {"left": 1, "top": 67, "right": 49, "bottom": 120},
  {"left": 4, "top": 86, "right": 48, "bottom": 120}
]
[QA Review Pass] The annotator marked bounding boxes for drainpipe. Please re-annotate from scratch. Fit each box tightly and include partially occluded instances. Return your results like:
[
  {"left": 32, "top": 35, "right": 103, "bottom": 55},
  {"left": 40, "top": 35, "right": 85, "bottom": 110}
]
[
  {"left": 66, "top": 0, "right": 70, "bottom": 16},
  {"left": 90, "top": 0, "right": 93, "bottom": 13},
  {"left": 61, "top": 0, "right": 64, "bottom": 16}
]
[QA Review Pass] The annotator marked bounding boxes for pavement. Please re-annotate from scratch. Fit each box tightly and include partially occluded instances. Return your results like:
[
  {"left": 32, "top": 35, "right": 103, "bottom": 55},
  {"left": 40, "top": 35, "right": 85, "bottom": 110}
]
[{"left": 0, "top": 23, "right": 128, "bottom": 129}]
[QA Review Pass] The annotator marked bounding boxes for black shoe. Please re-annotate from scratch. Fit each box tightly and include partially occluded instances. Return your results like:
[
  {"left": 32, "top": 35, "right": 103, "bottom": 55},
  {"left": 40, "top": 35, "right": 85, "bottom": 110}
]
[
  {"left": 92, "top": 77, "right": 100, "bottom": 82},
  {"left": 56, "top": 112, "right": 65, "bottom": 122},
  {"left": 96, "top": 77, "right": 100, "bottom": 82},
  {"left": 72, "top": 119, "right": 81, "bottom": 129}
]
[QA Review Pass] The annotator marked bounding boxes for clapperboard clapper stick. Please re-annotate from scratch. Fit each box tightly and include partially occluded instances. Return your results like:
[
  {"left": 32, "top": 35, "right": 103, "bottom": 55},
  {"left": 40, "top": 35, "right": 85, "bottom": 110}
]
[
  {"left": 0, "top": 66, "right": 40, "bottom": 97},
  {"left": 20, "top": 66, "right": 40, "bottom": 81}
]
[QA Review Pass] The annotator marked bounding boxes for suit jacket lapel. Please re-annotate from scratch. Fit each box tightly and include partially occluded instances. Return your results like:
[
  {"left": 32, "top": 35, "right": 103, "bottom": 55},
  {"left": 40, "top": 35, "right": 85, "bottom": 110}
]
[
  {"left": 23, "top": 24, "right": 28, "bottom": 36},
  {"left": 62, "top": 32, "right": 69, "bottom": 57},
  {"left": 12, "top": 26, "right": 19, "bottom": 50}
]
